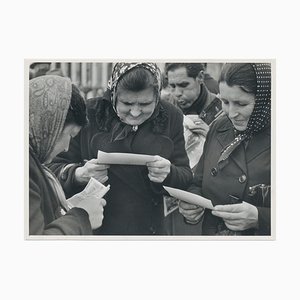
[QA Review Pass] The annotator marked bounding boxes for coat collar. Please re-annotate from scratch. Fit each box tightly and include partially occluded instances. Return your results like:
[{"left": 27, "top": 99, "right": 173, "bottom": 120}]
[{"left": 216, "top": 117, "right": 271, "bottom": 172}]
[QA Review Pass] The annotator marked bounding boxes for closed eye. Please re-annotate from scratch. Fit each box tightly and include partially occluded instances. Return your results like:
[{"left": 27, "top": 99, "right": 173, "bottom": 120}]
[
  {"left": 221, "top": 98, "right": 229, "bottom": 105},
  {"left": 178, "top": 82, "right": 189, "bottom": 88},
  {"left": 139, "top": 102, "right": 152, "bottom": 106}
]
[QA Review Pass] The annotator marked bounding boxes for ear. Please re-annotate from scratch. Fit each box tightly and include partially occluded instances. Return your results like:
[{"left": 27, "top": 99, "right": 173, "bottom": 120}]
[{"left": 196, "top": 70, "right": 205, "bottom": 83}]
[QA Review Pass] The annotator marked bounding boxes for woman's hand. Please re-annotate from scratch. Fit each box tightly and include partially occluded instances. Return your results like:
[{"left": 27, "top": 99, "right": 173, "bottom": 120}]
[
  {"left": 212, "top": 202, "right": 259, "bottom": 231},
  {"left": 178, "top": 201, "right": 205, "bottom": 224},
  {"left": 75, "top": 158, "right": 109, "bottom": 184},
  {"left": 76, "top": 196, "right": 106, "bottom": 230},
  {"left": 146, "top": 156, "right": 171, "bottom": 183}
]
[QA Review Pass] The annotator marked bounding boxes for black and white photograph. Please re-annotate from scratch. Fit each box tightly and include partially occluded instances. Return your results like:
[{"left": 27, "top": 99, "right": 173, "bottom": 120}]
[
  {"left": 2, "top": 1, "right": 300, "bottom": 299},
  {"left": 26, "top": 61, "right": 273, "bottom": 238}
]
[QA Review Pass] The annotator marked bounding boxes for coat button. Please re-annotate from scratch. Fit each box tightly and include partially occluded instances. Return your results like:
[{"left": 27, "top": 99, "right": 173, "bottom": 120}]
[
  {"left": 211, "top": 167, "right": 218, "bottom": 176},
  {"left": 238, "top": 174, "right": 247, "bottom": 183},
  {"left": 60, "top": 172, "right": 67, "bottom": 181}
]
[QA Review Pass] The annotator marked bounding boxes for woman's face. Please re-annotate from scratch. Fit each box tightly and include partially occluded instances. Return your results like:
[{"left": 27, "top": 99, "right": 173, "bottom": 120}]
[
  {"left": 116, "top": 87, "right": 157, "bottom": 125},
  {"left": 219, "top": 82, "right": 255, "bottom": 131},
  {"left": 45, "top": 123, "right": 81, "bottom": 164}
]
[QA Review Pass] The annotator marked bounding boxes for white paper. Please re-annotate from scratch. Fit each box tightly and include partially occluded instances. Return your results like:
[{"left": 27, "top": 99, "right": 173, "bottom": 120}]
[
  {"left": 163, "top": 186, "right": 214, "bottom": 210},
  {"left": 97, "top": 150, "right": 157, "bottom": 165},
  {"left": 67, "top": 177, "right": 110, "bottom": 209}
]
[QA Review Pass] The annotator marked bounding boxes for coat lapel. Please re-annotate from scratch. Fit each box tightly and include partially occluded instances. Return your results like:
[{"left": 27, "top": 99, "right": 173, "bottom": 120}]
[
  {"left": 216, "top": 120, "right": 247, "bottom": 174},
  {"left": 216, "top": 119, "right": 271, "bottom": 172}
]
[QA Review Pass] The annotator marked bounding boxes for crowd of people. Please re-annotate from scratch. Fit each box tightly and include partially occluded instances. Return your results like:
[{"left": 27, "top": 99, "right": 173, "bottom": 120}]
[{"left": 28, "top": 62, "right": 271, "bottom": 236}]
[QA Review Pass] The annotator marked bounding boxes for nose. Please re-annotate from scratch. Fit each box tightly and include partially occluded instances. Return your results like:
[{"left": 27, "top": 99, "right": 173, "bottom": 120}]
[
  {"left": 174, "top": 86, "right": 182, "bottom": 97},
  {"left": 130, "top": 105, "right": 142, "bottom": 117},
  {"left": 228, "top": 104, "right": 239, "bottom": 119}
]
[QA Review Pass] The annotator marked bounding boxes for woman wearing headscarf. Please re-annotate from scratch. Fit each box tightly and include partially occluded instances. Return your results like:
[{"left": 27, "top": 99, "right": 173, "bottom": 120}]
[
  {"left": 49, "top": 63, "right": 192, "bottom": 235},
  {"left": 29, "top": 75, "right": 106, "bottom": 235},
  {"left": 179, "top": 63, "right": 271, "bottom": 235}
]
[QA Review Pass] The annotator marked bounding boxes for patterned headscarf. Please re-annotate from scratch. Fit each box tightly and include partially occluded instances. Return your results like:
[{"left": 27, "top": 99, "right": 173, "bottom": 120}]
[
  {"left": 218, "top": 63, "right": 271, "bottom": 164},
  {"left": 29, "top": 75, "right": 72, "bottom": 163},
  {"left": 107, "top": 62, "right": 162, "bottom": 111}
]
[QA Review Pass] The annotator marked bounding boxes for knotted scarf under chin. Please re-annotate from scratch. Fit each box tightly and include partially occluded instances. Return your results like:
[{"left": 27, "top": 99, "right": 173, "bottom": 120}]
[
  {"left": 217, "top": 63, "right": 271, "bottom": 165},
  {"left": 110, "top": 103, "right": 160, "bottom": 142}
]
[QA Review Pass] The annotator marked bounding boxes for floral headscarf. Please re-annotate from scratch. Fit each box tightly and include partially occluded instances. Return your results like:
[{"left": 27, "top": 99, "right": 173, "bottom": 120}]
[
  {"left": 29, "top": 75, "right": 72, "bottom": 163},
  {"left": 105, "top": 63, "right": 163, "bottom": 141},
  {"left": 218, "top": 63, "right": 271, "bottom": 164},
  {"left": 108, "top": 62, "right": 162, "bottom": 111}
]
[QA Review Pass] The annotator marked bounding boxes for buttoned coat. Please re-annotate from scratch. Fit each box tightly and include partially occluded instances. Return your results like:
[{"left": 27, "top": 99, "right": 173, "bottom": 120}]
[
  {"left": 49, "top": 97, "right": 192, "bottom": 235},
  {"left": 189, "top": 115, "right": 271, "bottom": 235}
]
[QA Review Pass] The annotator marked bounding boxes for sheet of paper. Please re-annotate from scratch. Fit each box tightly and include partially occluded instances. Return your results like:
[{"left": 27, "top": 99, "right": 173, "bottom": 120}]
[
  {"left": 67, "top": 177, "right": 110, "bottom": 208},
  {"left": 163, "top": 186, "right": 214, "bottom": 210},
  {"left": 97, "top": 150, "right": 157, "bottom": 165}
]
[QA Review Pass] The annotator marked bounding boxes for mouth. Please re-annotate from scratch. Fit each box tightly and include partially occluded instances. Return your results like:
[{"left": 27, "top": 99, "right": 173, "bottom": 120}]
[
  {"left": 177, "top": 100, "right": 186, "bottom": 106},
  {"left": 232, "top": 119, "right": 245, "bottom": 124}
]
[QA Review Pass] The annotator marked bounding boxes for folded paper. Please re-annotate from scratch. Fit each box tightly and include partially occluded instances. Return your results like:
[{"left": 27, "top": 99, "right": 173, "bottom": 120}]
[
  {"left": 163, "top": 186, "right": 214, "bottom": 210},
  {"left": 67, "top": 177, "right": 110, "bottom": 209}
]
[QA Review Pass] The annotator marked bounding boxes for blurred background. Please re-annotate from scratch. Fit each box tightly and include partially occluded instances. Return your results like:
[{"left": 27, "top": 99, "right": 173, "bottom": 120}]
[{"left": 29, "top": 62, "right": 224, "bottom": 99}]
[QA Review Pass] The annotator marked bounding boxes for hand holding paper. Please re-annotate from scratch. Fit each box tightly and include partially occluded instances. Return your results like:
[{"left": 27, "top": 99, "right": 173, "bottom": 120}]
[
  {"left": 147, "top": 156, "right": 171, "bottom": 183},
  {"left": 67, "top": 177, "right": 110, "bottom": 208},
  {"left": 75, "top": 158, "right": 109, "bottom": 184},
  {"left": 67, "top": 178, "right": 110, "bottom": 230},
  {"left": 164, "top": 186, "right": 213, "bottom": 224}
]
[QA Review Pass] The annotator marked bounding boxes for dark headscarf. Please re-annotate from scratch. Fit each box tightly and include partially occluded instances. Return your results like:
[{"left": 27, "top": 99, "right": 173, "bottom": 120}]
[
  {"left": 108, "top": 62, "right": 162, "bottom": 111},
  {"left": 29, "top": 75, "right": 72, "bottom": 163},
  {"left": 218, "top": 63, "right": 271, "bottom": 164},
  {"left": 106, "top": 63, "right": 163, "bottom": 141}
]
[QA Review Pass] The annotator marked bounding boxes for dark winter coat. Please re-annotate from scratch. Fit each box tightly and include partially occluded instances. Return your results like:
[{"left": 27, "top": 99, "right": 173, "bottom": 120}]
[
  {"left": 29, "top": 148, "right": 92, "bottom": 235},
  {"left": 49, "top": 96, "right": 192, "bottom": 235},
  {"left": 188, "top": 116, "right": 271, "bottom": 235}
]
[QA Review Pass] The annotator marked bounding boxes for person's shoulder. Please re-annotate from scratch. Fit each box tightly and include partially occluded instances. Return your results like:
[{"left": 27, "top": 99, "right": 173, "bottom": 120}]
[
  {"left": 211, "top": 114, "right": 231, "bottom": 133},
  {"left": 160, "top": 99, "right": 183, "bottom": 116},
  {"left": 86, "top": 89, "right": 111, "bottom": 108},
  {"left": 85, "top": 91, "right": 111, "bottom": 124},
  {"left": 86, "top": 96, "right": 106, "bottom": 111},
  {"left": 29, "top": 148, "right": 44, "bottom": 183}
]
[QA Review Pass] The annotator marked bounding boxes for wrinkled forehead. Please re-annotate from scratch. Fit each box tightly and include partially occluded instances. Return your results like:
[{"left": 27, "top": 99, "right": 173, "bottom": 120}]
[
  {"left": 116, "top": 87, "right": 156, "bottom": 103},
  {"left": 167, "top": 67, "right": 196, "bottom": 84}
]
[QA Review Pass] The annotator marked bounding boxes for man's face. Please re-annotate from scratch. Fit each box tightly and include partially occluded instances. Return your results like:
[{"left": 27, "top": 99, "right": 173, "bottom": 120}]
[{"left": 167, "top": 67, "right": 201, "bottom": 110}]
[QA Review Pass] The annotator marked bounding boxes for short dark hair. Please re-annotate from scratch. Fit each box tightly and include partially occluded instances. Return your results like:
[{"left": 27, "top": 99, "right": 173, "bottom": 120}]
[
  {"left": 116, "top": 67, "right": 160, "bottom": 99},
  {"left": 65, "top": 84, "right": 88, "bottom": 127},
  {"left": 165, "top": 63, "right": 205, "bottom": 78},
  {"left": 219, "top": 63, "right": 257, "bottom": 94}
]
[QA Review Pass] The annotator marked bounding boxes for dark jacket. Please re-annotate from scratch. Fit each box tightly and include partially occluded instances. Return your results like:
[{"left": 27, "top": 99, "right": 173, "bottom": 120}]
[
  {"left": 49, "top": 97, "right": 192, "bottom": 235},
  {"left": 204, "top": 73, "right": 220, "bottom": 94},
  {"left": 182, "top": 84, "right": 220, "bottom": 119},
  {"left": 188, "top": 116, "right": 271, "bottom": 235},
  {"left": 29, "top": 148, "right": 92, "bottom": 235}
]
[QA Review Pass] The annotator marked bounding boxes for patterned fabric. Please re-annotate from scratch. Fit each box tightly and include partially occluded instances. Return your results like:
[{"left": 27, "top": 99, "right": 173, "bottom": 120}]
[
  {"left": 108, "top": 62, "right": 162, "bottom": 111},
  {"left": 218, "top": 63, "right": 271, "bottom": 165},
  {"left": 106, "top": 63, "right": 162, "bottom": 141},
  {"left": 29, "top": 75, "right": 72, "bottom": 163}
]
